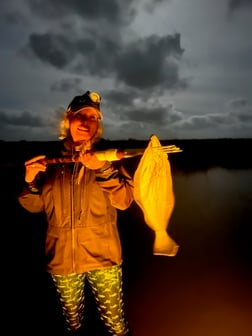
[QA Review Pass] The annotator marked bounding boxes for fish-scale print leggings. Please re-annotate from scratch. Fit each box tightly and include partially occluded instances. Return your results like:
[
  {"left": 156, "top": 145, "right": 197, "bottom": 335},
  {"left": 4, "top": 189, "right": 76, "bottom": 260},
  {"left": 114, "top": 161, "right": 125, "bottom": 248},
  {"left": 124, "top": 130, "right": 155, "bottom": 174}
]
[{"left": 51, "top": 264, "right": 130, "bottom": 335}]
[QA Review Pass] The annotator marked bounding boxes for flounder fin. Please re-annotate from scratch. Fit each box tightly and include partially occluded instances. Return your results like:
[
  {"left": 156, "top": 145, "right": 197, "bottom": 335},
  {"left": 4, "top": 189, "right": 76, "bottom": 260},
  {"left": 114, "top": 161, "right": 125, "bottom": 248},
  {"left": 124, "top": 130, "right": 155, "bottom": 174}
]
[{"left": 153, "top": 230, "right": 179, "bottom": 256}]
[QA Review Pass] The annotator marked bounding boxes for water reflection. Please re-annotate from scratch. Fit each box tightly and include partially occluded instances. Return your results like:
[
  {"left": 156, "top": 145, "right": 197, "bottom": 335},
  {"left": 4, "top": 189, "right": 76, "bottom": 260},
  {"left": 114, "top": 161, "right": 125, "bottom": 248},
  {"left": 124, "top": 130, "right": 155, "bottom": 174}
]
[
  {"left": 171, "top": 168, "right": 252, "bottom": 258},
  {"left": 126, "top": 167, "right": 252, "bottom": 336}
]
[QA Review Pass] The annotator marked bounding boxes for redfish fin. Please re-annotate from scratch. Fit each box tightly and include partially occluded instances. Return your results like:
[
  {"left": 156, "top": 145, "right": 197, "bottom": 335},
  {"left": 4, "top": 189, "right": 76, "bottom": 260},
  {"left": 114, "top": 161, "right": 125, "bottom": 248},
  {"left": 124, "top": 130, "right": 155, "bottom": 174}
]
[{"left": 153, "top": 230, "right": 179, "bottom": 257}]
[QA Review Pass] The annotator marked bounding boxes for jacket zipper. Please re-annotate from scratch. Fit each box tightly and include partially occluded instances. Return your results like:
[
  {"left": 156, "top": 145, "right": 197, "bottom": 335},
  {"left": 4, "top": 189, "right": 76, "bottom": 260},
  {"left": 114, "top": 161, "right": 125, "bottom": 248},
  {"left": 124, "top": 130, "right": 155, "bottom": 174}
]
[{"left": 71, "top": 163, "right": 77, "bottom": 272}]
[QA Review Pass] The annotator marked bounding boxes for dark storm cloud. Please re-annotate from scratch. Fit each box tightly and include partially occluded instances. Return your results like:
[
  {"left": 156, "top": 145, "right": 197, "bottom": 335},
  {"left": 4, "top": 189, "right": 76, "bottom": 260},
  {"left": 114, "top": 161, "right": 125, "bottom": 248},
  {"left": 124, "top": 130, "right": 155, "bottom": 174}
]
[
  {"left": 228, "top": 98, "right": 252, "bottom": 123},
  {"left": 175, "top": 113, "right": 229, "bottom": 132},
  {"left": 102, "top": 88, "right": 184, "bottom": 132},
  {"left": 73, "top": 37, "right": 120, "bottom": 77},
  {"left": 1, "top": 8, "right": 27, "bottom": 26},
  {"left": 125, "top": 106, "right": 168, "bottom": 123},
  {"left": 123, "top": 102, "right": 183, "bottom": 124},
  {"left": 228, "top": 97, "right": 248, "bottom": 108},
  {"left": 0, "top": 110, "right": 44, "bottom": 127},
  {"left": 27, "top": 29, "right": 185, "bottom": 91},
  {"left": 176, "top": 102, "right": 252, "bottom": 135},
  {"left": 0, "top": 107, "right": 62, "bottom": 141},
  {"left": 50, "top": 77, "right": 82, "bottom": 93},
  {"left": 5, "top": 0, "right": 250, "bottom": 140},
  {"left": 115, "top": 33, "right": 185, "bottom": 90},
  {"left": 15, "top": 0, "right": 185, "bottom": 92},
  {"left": 29, "top": 33, "right": 74, "bottom": 69},
  {"left": 144, "top": 0, "right": 172, "bottom": 13},
  {"left": 26, "top": 0, "right": 136, "bottom": 24},
  {"left": 235, "top": 111, "right": 252, "bottom": 123},
  {"left": 103, "top": 90, "right": 138, "bottom": 106},
  {"left": 27, "top": 31, "right": 118, "bottom": 74},
  {"left": 229, "top": 0, "right": 252, "bottom": 11}
]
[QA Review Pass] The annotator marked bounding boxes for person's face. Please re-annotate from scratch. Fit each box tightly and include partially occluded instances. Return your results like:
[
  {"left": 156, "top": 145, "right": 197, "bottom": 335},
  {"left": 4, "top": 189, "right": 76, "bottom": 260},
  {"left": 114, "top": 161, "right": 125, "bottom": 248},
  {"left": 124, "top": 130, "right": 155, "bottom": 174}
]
[{"left": 69, "top": 107, "right": 99, "bottom": 144}]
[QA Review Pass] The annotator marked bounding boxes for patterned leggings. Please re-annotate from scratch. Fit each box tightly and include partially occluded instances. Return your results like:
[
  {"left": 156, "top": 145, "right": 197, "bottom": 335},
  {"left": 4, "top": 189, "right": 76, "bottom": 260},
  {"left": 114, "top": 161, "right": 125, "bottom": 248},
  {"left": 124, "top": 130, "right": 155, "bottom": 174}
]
[{"left": 51, "top": 264, "right": 130, "bottom": 335}]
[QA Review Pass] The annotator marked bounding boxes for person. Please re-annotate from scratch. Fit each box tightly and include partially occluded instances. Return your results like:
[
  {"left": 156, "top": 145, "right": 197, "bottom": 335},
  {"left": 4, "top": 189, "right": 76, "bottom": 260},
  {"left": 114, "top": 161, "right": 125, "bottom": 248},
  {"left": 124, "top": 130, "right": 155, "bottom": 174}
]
[{"left": 18, "top": 90, "right": 134, "bottom": 335}]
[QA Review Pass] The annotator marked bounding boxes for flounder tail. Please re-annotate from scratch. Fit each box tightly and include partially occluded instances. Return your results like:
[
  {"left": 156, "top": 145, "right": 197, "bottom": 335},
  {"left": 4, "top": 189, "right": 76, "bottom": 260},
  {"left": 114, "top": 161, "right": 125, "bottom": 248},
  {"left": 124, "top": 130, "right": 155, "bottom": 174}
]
[{"left": 153, "top": 230, "right": 179, "bottom": 256}]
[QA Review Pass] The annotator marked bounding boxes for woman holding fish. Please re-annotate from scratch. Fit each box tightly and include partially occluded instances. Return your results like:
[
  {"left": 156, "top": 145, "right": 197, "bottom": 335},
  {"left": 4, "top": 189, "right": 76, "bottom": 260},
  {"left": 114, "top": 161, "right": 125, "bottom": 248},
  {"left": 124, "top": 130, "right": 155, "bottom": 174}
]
[{"left": 18, "top": 90, "right": 134, "bottom": 336}]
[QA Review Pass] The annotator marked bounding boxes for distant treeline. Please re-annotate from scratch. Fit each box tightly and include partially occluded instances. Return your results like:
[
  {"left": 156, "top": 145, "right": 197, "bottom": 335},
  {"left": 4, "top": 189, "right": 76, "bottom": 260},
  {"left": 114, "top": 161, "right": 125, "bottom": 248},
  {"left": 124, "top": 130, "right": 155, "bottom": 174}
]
[{"left": 0, "top": 138, "right": 252, "bottom": 171}]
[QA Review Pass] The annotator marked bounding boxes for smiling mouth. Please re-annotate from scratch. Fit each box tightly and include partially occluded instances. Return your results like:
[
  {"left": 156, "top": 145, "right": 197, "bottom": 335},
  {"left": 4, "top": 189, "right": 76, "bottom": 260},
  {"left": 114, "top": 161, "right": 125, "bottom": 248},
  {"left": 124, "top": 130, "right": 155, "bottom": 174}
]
[{"left": 77, "top": 127, "right": 89, "bottom": 132}]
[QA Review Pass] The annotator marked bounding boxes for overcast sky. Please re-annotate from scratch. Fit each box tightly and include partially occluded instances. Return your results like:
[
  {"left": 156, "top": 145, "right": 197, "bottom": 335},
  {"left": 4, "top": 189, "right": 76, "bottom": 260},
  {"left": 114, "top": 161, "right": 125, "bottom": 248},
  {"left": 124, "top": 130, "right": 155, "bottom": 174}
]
[{"left": 0, "top": 0, "right": 251, "bottom": 141}]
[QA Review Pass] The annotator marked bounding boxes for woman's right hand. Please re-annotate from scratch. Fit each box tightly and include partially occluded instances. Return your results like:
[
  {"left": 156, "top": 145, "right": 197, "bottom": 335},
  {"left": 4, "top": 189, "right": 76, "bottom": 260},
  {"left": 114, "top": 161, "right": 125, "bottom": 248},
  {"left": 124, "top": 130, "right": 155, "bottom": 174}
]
[{"left": 25, "top": 155, "right": 47, "bottom": 183}]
